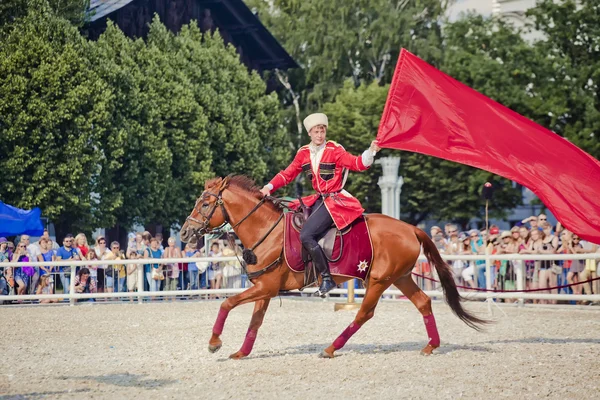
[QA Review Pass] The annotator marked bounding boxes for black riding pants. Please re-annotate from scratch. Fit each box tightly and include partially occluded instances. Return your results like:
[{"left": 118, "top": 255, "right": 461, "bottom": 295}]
[{"left": 299, "top": 198, "right": 334, "bottom": 249}]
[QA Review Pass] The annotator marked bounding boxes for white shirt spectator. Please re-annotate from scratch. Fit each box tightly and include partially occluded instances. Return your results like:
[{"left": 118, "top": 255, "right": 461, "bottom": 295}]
[{"left": 27, "top": 243, "right": 42, "bottom": 260}]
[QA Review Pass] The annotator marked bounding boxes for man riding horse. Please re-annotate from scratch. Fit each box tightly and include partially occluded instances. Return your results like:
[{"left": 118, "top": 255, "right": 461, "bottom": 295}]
[{"left": 260, "top": 113, "right": 381, "bottom": 297}]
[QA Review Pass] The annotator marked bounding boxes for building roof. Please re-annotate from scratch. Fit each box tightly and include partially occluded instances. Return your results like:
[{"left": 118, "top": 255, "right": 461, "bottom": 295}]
[
  {"left": 89, "top": 0, "right": 135, "bottom": 22},
  {"left": 87, "top": 0, "right": 297, "bottom": 71}
]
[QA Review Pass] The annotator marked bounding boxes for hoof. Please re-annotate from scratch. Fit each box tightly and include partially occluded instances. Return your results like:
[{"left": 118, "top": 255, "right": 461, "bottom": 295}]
[
  {"left": 208, "top": 335, "right": 222, "bottom": 353},
  {"left": 208, "top": 343, "right": 222, "bottom": 353},
  {"left": 420, "top": 344, "right": 438, "bottom": 356},
  {"left": 319, "top": 350, "right": 335, "bottom": 359},
  {"left": 229, "top": 351, "right": 248, "bottom": 360}
]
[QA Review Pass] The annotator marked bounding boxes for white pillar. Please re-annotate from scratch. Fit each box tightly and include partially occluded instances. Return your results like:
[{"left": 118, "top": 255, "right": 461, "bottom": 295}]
[{"left": 376, "top": 157, "right": 404, "bottom": 219}]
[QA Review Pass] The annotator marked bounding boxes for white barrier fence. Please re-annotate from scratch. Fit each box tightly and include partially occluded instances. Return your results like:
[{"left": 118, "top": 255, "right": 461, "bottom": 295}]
[{"left": 1, "top": 253, "right": 599, "bottom": 304}]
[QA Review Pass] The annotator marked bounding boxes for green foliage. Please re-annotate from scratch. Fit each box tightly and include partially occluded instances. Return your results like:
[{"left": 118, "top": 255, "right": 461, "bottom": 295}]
[
  {"left": 527, "top": 0, "right": 600, "bottom": 159},
  {"left": 0, "top": 6, "right": 288, "bottom": 233},
  {"left": 246, "top": 0, "right": 448, "bottom": 123},
  {"left": 91, "top": 21, "right": 173, "bottom": 229},
  {"left": 0, "top": 4, "right": 112, "bottom": 234},
  {"left": 0, "top": 0, "right": 89, "bottom": 29},
  {"left": 89, "top": 17, "right": 289, "bottom": 230}
]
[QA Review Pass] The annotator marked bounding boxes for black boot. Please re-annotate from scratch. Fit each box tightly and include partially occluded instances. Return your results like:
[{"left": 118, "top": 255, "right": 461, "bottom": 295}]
[{"left": 307, "top": 244, "right": 337, "bottom": 297}]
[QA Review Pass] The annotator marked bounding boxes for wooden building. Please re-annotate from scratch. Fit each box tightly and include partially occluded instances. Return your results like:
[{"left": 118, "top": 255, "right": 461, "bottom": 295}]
[{"left": 86, "top": 0, "right": 297, "bottom": 73}]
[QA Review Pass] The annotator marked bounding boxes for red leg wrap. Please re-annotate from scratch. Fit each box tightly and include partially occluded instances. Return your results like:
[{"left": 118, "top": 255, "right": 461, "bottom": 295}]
[
  {"left": 240, "top": 329, "right": 258, "bottom": 355},
  {"left": 213, "top": 308, "right": 230, "bottom": 335},
  {"left": 333, "top": 322, "right": 361, "bottom": 350},
  {"left": 423, "top": 314, "right": 440, "bottom": 347}
]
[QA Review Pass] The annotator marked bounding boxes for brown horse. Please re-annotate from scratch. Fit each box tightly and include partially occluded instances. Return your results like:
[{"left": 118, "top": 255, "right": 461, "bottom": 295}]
[{"left": 180, "top": 175, "right": 486, "bottom": 359}]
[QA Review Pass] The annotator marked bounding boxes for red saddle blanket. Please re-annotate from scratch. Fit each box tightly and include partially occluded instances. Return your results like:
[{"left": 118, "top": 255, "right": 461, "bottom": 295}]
[{"left": 284, "top": 213, "right": 374, "bottom": 281}]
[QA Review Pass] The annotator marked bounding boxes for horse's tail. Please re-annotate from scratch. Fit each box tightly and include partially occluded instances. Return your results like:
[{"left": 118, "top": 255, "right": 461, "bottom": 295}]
[{"left": 415, "top": 228, "right": 489, "bottom": 331}]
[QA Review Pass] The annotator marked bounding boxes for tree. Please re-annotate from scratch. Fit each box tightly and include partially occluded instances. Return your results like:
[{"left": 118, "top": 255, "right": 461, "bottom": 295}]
[
  {"left": 140, "top": 18, "right": 289, "bottom": 228},
  {"left": 91, "top": 17, "right": 289, "bottom": 231},
  {"left": 0, "top": 0, "right": 89, "bottom": 29},
  {"left": 0, "top": 4, "right": 113, "bottom": 235},
  {"left": 527, "top": 0, "right": 600, "bottom": 159},
  {"left": 246, "top": 0, "right": 449, "bottom": 149},
  {"left": 91, "top": 21, "right": 173, "bottom": 229}
]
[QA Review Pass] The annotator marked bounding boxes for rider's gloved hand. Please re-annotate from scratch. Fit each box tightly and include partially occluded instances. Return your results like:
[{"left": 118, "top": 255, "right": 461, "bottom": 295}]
[
  {"left": 260, "top": 186, "right": 271, "bottom": 197},
  {"left": 370, "top": 140, "right": 381, "bottom": 154}
]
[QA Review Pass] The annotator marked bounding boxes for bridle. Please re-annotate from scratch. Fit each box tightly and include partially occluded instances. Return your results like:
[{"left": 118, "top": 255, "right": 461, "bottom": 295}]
[
  {"left": 185, "top": 185, "right": 289, "bottom": 279},
  {"left": 186, "top": 186, "right": 278, "bottom": 237},
  {"left": 186, "top": 189, "right": 230, "bottom": 237}
]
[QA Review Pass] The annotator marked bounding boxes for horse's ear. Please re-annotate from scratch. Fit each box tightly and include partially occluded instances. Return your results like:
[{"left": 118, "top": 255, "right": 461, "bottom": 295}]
[{"left": 219, "top": 175, "right": 231, "bottom": 190}]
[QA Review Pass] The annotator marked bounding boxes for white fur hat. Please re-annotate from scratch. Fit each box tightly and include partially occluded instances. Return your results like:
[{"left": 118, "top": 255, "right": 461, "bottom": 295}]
[{"left": 303, "top": 113, "right": 328, "bottom": 133}]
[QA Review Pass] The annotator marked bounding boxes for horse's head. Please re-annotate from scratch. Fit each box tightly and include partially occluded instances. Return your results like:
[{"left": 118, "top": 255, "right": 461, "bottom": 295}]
[{"left": 180, "top": 176, "right": 231, "bottom": 243}]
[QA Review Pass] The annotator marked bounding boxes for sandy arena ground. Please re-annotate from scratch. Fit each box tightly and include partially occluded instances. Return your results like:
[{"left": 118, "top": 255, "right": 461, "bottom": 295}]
[{"left": 1, "top": 298, "right": 599, "bottom": 399}]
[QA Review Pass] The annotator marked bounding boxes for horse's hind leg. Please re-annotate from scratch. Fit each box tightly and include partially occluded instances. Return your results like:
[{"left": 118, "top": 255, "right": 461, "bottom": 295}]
[
  {"left": 394, "top": 275, "right": 440, "bottom": 355},
  {"left": 321, "top": 280, "right": 389, "bottom": 358}
]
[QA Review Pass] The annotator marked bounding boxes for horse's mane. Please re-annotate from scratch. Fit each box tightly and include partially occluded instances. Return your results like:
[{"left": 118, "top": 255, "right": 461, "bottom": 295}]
[
  {"left": 205, "top": 175, "right": 282, "bottom": 212},
  {"left": 228, "top": 175, "right": 263, "bottom": 198}
]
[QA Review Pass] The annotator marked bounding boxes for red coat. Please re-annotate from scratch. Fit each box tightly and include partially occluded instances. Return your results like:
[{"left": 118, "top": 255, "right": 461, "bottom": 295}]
[{"left": 269, "top": 141, "right": 370, "bottom": 229}]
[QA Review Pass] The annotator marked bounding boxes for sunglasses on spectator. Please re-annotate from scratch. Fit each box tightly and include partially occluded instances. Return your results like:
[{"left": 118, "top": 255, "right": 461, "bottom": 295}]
[
  {"left": 18, "top": 245, "right": 26, "bottom": 248},
  {"left": 573, "top": 238, "right": 580, "bottom": 241},
  {"left": 449, "top": 230, "right": 457, "bottom": 233},
  {"left": 112, "top": 246, "right": 120, "bottom": 249},
  {"left": 539, "top": 218, "right": 547, "bottom": 221}
]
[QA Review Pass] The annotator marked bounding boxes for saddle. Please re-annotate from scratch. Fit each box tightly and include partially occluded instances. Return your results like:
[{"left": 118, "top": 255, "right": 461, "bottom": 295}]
[
  {"left": 292, "top": 199, "right": 352, "bottom": 263},
  {"left": 284, "top": 206, "right": 374, "bottom": 289}
]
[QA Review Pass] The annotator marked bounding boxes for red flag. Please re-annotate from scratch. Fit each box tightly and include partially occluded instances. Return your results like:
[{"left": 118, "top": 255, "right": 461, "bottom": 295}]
[{"left": 377, "top": 49, "right": 600, "bottom": 244}]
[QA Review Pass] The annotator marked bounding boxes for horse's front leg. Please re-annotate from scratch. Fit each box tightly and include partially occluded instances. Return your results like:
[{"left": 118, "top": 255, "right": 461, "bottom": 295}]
[
  {"left": 208, "top": 284, "right": 273, "bottom": 354},
  {"left": 229, "top": 299, "right": 271, "bottom": 359}
]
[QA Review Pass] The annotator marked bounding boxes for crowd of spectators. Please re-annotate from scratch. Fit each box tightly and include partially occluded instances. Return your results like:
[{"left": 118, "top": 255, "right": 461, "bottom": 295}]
[
  {"left": 416, "top": 214, "right": 600, "bottom": 304},
  {"left": 0, "top": 229, "right": 247, "bottom": 303},
  {"left": 1, "top": 214, "right": 599, "bottom": 305}
]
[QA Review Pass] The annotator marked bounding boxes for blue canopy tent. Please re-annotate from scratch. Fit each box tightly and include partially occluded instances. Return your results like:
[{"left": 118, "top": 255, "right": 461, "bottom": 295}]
[{"left": 0, "top": 201, "right": 44, "bottom": 237}]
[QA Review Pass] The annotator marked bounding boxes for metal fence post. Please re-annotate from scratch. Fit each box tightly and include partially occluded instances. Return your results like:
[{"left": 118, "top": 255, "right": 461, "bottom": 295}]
[
  {"left": 485, "top": 245, "right": 493, "bottom": 313},
  {"left": 69, "top": 265, "right": 76, "bottom": 306},
  {"left": 137, "top": 262, "right": 144, "bottom": 304},
  {"left": 516, "top": 260, "right": 525, "bottom": 306}
]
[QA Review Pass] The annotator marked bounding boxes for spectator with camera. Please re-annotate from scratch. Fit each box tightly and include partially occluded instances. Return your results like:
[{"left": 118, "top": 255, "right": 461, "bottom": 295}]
[
  {"left": 11, "top": 241, "right": 35, "bottom": 296},
  {"left": 74, "top": 267, "right": 96, "bottom": 302}
]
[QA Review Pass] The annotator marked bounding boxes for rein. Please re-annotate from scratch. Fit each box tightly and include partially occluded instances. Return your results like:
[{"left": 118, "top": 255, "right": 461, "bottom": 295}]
[{"left": 186, "top": 186, "right": 292, "bottom": 277}]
